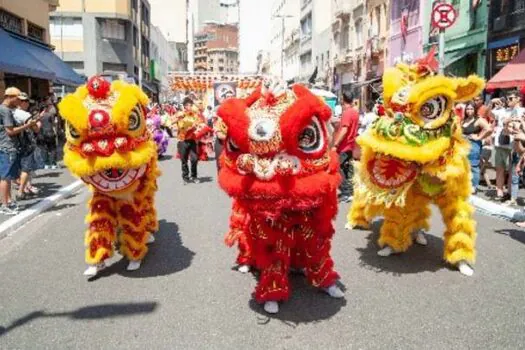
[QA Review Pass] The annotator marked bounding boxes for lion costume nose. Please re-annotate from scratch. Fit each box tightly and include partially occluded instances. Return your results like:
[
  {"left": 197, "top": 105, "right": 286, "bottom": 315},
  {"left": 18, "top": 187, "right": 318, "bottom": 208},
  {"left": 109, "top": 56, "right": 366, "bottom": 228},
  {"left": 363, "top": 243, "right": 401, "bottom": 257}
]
[{"left": 89, "top": 110, "right": 111, "bottom": 130}]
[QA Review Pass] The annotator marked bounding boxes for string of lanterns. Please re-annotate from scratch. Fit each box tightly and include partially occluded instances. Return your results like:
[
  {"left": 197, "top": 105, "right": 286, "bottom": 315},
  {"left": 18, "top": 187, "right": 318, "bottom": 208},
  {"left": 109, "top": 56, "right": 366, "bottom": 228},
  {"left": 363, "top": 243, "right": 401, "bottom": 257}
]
[{"left": 170, "top": 75, "right": 263, "bottom": 91}]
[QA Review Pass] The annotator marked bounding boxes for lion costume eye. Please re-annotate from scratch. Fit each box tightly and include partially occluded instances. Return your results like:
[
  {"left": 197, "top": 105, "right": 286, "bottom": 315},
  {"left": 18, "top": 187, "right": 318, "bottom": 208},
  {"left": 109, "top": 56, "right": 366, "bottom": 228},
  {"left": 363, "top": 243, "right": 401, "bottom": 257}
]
[
  {"left": 298, "top": 117, "right": 323, "bottom": 153},
  {"left": 227, "top": 138, "right": 240, "bottom": 152},
  {"left": 67, "top": 122, "right": 80, "bottom": 139},
  {"left": 420, "top": 96, "right": 447, "bottom": 123},
  {"left": 129, "top": 105, "right": 142, "bottom": 131}
]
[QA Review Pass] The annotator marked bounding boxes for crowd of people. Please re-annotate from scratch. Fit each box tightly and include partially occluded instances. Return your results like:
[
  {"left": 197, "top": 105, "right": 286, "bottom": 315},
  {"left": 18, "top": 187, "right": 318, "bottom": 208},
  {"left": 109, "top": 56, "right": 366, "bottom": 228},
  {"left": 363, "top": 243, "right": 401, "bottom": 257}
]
[
  {"left": 456, "top": 90, "right": 525, "bottom": 207},
  {"left": 0, "top": 87, "right": 64, "bottom": 216}
]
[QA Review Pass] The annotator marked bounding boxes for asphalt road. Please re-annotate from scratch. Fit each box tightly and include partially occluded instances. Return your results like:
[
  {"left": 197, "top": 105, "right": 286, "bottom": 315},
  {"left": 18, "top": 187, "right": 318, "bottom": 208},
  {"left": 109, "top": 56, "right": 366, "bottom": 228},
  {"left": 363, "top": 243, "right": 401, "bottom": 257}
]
[{"left": 0, "top": 148, "right": 524, "bottom": 350}]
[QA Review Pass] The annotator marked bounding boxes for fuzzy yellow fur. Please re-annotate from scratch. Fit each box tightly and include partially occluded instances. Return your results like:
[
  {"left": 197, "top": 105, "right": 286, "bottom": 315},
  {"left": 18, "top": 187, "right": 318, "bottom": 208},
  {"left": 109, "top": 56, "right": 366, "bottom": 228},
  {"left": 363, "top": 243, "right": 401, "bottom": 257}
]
[
  {"left": 59, "top": 78, "right": 160, "bottom": 265},
  {"left": 348, "top": 65, "right": 484, "bottom": 267}
]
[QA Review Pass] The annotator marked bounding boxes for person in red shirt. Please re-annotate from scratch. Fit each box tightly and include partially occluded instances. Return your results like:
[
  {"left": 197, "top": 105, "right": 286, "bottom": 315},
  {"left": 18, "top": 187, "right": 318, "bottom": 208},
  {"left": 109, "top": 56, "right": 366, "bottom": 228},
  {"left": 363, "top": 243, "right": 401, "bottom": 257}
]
[{"left": 331, "top": 91, "right": 360, "bottom": 202}]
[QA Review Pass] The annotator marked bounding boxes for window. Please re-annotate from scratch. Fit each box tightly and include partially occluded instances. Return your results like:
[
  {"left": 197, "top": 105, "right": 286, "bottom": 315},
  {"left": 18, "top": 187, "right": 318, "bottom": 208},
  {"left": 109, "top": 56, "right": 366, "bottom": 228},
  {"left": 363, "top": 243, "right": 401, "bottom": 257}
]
[
  {"left": 103, "top": 62, "right": 127, "bottom": 72},
  {"left": 0, "top": 9, "right": 23, "bottom": 34},
  {"left": 27, "top": 22, "right": 45, "bottom": 42},
  {"left": 341, "top": 23, "right": 349, "bottom": 50},
  {"left": 101, "top": 19, "right": 126, "bottom": 40},
  {"left": 355, "top": 18, "right": 363, "bottom": 47},
  {"left": 374, "top": 6, "right": 381, "bottom": 36},
  {"left": 50, "top": 17, "right": 83, "bottom": 39},
  {"left": 219, "top": 67, "right": 224, "bottom": 72}
]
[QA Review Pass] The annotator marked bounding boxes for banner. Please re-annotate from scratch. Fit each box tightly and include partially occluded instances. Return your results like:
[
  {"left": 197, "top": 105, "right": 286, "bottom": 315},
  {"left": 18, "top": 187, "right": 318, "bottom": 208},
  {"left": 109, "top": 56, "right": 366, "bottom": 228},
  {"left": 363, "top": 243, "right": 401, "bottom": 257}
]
[{"left": 213, "top": 81, "right": 237, "bottom": 107}]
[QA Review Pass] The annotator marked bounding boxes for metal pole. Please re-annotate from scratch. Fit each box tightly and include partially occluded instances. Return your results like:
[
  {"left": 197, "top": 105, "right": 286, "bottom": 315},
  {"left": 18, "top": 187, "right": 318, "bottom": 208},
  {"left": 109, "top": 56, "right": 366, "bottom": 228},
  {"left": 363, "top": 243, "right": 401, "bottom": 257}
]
[
  {"left": 281, "top": 16, "right": 285, "bottom": 79},
  {"left": 438, "top": 29, "right": 445, "bottom": 74},
  {"left": 138, "top": 0, "right": 143, "bottom": 88}
]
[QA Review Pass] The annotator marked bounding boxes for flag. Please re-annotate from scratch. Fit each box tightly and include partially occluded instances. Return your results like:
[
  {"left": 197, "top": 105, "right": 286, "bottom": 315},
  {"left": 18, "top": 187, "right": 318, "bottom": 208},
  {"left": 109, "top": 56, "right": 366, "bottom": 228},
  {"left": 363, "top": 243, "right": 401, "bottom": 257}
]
[{"left": 401, "top": 8, "right": 409, "bottom": 42}]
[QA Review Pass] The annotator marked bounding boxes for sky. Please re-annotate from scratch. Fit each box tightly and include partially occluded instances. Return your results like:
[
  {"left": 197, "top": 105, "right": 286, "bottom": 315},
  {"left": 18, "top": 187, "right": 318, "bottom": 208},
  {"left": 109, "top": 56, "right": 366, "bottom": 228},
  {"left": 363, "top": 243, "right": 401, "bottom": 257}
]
[{"left": 239, "top": 0, "right": 272, "bottom": 73}]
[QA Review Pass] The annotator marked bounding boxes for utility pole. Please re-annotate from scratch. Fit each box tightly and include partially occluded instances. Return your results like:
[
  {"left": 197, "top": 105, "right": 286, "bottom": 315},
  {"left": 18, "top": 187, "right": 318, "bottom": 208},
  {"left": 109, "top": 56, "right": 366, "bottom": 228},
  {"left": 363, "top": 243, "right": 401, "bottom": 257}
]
[
  {"left": 272, "top": 14, "right": 293, "bottom": 80},
  {"left": 138, "top": 0, "right": 143, "bottom": 88}
]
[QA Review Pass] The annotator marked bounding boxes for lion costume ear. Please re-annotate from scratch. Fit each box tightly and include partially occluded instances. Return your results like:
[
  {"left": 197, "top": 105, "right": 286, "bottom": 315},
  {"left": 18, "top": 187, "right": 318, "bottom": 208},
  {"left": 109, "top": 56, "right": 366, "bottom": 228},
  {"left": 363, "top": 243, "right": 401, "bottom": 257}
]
[{"left": 454, "top": 75, "right": 485, "bottom": 102}]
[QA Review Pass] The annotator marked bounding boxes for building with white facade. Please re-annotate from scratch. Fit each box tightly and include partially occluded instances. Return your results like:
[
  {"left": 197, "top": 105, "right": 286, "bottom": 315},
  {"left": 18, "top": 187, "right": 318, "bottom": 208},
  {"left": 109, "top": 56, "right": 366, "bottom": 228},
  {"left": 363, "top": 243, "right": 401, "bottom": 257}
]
[
  {"left": 299, "top": 0, "right": 313, "bottom": 82},
  {"left": 312, "top": 0, "right": 332, "bottom": 85},
  {"left": 269, "top": 0, "right": 300, "bottom": 80},
  {"left": 150, "top": 25, "right": 175, "bottom": 101}
]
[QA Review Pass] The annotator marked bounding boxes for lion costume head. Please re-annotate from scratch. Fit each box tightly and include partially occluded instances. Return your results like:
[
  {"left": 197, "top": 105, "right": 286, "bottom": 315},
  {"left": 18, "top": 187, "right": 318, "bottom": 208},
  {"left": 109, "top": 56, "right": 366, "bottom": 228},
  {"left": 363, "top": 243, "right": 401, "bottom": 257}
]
[{"left": 58, "top": 76, "right": 157, "bottom": 196}]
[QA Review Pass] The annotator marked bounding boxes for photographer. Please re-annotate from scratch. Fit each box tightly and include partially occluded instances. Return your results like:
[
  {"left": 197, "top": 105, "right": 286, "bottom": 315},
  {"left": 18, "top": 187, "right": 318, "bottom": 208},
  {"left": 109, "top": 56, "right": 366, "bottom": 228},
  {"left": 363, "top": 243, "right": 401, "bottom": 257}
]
[{"left": 13, "top": 93, "right": 43, "bottom": 200}]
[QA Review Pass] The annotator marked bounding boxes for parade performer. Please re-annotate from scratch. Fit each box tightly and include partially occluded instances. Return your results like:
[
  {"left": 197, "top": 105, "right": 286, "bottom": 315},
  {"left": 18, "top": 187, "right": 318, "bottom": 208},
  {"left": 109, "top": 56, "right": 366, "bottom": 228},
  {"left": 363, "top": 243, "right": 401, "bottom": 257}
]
[
  {"left": 58, "top": 76, "right": 160, "bottom": 276},
  {"left": 175, "top": 97, "right": 210, "bottom": 183},
  {"left": 217, "top": 79, "right": 344, "bottom": 314},
  {"left": 347, "top": 50, "right": 484, "bottom": 276},
  {"left": 146, "top": 111, "right": 169, "bottom": 157}
]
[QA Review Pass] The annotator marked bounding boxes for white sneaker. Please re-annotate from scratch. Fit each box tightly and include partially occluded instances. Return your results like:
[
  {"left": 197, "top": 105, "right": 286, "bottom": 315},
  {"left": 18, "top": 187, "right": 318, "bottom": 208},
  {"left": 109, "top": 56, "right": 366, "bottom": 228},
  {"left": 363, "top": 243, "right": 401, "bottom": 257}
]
[
  {"left": 323, "top": 284, "right": 344, "bottom": 298},
  {"left": 237, "top": 265, "right": 250, "bottom": 273},
  {"left": 263, "top": 301, "right": 279, "bottom": 314},
  {"left": 127, "top": 260, "right": 142, "bottom": 271},
  {"left": 377, "top": 246, "right": 394, "bottom": 256},
  {"left": 414, "top": 231, "right": 428, "bottom": 246},
  {"left": 458, "top": 261, "right": 474, "bottom": 277},
  {"left": 51, "top": 165, "right": 58, "bottom": 170},
  {"left": 0, "top": 205, "right": 18, "bottom": 216},
  {"left": 147, "top": 234, "right": 155, "bottom": 244},
  {"left": 83, "top": 262, "right": 106, "bottom": 276}
]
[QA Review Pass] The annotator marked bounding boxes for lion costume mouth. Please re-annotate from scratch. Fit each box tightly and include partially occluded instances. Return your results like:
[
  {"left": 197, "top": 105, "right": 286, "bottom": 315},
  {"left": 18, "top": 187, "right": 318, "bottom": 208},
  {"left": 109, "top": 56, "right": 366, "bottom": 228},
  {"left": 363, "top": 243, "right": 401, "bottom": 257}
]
[{"left": 82, "top": 164, "right": 147, "bottom": 192}]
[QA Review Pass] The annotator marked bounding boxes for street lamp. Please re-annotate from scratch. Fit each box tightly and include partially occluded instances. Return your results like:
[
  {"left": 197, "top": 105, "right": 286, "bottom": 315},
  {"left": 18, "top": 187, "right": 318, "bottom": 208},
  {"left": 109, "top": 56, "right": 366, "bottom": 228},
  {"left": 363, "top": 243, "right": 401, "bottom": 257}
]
[{"left": 272, "top": 14, "right": 294, "bottom": 80}]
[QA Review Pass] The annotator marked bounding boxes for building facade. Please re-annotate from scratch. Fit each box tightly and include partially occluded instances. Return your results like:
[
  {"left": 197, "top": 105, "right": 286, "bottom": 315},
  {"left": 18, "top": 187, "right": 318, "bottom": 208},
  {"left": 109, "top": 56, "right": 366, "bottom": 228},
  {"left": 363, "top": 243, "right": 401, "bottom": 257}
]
[
  {"left": 269, "top": 0, "right": 300, "bottom": 80},
  {"left": 51, "top": 0, "right": 157, "bottom": 96},
  {"left": 487, "top": 0, "right": 525, "bottom": 79},
  {"left": 388, "top": 0, "right": 423, "bottom": 66},
  {"left": 298, "top": 0, "right": 313, "bottom": 82},
  {"left": 423, "top": 0, "right": 488, "bottom": 77},
  {"left": 312, "top": 0, "right": 332, "bottom": 86},
  {"left": 0, "top": 0, "right": 82, "bottom": 97},
  {"left": 193, "top": 23, "right": 239, "bottom": 74}
]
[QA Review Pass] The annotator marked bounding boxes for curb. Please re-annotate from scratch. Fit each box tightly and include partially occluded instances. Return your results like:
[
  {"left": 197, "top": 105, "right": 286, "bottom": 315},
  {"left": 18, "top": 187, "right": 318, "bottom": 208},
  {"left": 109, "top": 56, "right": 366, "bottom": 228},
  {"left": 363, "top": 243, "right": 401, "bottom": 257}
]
[
  {"left": 470, "top": 195, "right": 524, "bottom": 222},
  {"left": 0, "top": 180, "right": 84, "bottom": 240}
]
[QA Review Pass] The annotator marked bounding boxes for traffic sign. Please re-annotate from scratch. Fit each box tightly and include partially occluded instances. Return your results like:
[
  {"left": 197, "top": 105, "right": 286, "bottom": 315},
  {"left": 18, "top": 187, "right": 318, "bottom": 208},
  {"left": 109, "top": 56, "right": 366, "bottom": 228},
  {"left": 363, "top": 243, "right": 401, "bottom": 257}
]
[{"left": 431, "top": 3, "right": 457, "bottom": 30}]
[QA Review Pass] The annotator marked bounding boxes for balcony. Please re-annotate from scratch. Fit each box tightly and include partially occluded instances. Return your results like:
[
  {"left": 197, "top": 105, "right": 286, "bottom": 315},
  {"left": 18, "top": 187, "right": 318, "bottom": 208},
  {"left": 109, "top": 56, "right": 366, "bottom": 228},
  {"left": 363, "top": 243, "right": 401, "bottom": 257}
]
[{"left": 334, "top": 2, "right": 351, "bottom": 20}]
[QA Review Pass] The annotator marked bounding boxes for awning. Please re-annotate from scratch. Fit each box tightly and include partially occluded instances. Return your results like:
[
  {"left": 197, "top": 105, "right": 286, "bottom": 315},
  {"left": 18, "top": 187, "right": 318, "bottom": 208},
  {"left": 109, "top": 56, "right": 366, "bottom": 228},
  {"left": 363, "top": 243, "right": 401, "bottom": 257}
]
[
  {"left": 0, "top": 28, "right": 55, "bottom": 81},
  {"left": 487, "top": 48, "right": 525, "bottom": 90},
  {"left": 0, "top": 28, "right": 84, "bottom": 86},
  {"left": 445, "top": 46, "right": 479, "bottom": 68}
]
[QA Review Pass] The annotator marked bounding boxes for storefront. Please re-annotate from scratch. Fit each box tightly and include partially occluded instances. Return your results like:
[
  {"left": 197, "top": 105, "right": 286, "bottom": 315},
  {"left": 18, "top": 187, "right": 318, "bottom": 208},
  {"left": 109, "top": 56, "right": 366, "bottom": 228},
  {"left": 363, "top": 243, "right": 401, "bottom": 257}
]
[{"left": 0, "top": 27, "right": 84, "bottom": 97}]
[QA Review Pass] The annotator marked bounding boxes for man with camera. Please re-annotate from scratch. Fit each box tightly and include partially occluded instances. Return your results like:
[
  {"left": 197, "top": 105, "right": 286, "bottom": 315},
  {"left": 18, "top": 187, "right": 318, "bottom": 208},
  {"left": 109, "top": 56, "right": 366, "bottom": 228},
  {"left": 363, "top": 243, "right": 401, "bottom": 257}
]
[{"left": 0, "top": 88, "right": 39, "bottom": 215}]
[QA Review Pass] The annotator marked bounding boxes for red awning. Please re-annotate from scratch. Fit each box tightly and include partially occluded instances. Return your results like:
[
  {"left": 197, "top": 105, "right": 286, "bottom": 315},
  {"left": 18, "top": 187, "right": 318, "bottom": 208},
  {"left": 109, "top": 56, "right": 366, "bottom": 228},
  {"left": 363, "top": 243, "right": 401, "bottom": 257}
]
[{"left": 487, "top": 48, "right": 525, "bottom": 89}]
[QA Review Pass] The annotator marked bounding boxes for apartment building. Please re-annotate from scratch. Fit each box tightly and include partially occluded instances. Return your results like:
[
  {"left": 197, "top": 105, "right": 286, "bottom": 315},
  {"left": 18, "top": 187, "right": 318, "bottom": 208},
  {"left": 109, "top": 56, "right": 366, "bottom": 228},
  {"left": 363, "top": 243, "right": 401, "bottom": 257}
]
[
  {"left": 194, "top": 23, "right": 239, "bottom": 74},
  {"left": 299, "top": 0, "right": 313, "bottom": 81},
  {"left": 0, "top": 0, "right": 82, "bottom": 96},
  {"left": 50, "top": 0, "right": 157, "bottom": 96},
  {"left": 269, "top": 0, "right": 300, "bottom": 80}
]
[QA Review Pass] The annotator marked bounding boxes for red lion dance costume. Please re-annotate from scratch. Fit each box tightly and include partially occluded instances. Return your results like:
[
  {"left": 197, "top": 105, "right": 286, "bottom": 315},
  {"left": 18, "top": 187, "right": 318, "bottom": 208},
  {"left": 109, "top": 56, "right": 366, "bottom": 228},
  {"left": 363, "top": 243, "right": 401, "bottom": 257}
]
[{"left": 217, "top": 80, "right": 344, "bottom": 314}]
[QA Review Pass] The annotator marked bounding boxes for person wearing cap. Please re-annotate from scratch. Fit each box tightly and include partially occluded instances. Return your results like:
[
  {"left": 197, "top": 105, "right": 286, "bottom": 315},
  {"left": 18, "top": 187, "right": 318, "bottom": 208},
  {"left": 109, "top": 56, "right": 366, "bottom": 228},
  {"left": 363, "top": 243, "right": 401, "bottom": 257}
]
[
  {"left": 0, "top": 88, "right": 38, "bottom": 215},
  {"left": 14, "top": 93, "right": 43, "bottom": 201}
]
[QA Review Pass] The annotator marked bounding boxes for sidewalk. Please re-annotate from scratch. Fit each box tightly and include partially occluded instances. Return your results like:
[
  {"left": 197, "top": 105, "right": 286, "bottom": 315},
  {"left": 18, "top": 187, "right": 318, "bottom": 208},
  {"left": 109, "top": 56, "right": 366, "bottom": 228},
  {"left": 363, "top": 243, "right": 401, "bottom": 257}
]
[{"left": 0, "top": 166, "right": 78, "bottom": 225}]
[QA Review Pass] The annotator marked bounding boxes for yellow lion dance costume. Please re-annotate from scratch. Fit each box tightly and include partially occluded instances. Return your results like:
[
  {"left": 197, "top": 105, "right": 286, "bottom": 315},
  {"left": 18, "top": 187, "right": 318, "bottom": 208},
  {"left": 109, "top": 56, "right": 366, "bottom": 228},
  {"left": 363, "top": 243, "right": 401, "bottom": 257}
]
[
  {"left": 348, "top": 51, "right": 484, "bottom": 276},
  {"left": 58, "top": 76, "right": 160, "bottom": 276}
]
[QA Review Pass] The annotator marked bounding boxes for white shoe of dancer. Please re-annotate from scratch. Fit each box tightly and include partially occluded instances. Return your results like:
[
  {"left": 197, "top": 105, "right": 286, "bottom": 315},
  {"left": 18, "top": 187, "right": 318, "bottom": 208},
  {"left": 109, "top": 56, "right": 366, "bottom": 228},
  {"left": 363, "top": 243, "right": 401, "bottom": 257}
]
[
  {"left": 323, "top": 284, "right": 344, "bottom": 298},
  {"left": 264, "top": 301, "right": 279, "bottom": 314},
  {"left": 238, "top": 265, "right": 250, "bottom": 273},
  {"left": 414, "top": 231, "right": 428, "bottom": 246},
  {"left": 147, "top": 234, "right": 155, "bottom": 244},
  {"left": 377, "top": 246, "right": 394, "bottom": 257},
  {"left": 83, "top": 262, "right": 106, "bottom": 276},
  {"left": 458, "top": 261, "right": 474, "bottom": 277},
  {"left": 127, "top": 260, "right": 142, "bottom": 271}
]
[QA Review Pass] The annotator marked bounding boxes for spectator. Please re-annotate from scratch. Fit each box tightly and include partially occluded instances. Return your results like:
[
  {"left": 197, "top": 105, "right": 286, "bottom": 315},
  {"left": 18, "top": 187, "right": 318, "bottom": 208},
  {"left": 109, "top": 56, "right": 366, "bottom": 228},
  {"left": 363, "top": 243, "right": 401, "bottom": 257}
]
[
  {"left": 358, "top": 101, "right": 378, "bottom": 135},
  {"left": 505, "top": 111, "right": 525, "bottom": 206},
  {"left": 39, "top": 97, "right": 58, "bottom": 169},
  {"left": 493, "top": 91, "right": 522, "bottom": 200},
  {"left": 13, "top": 93, "right": 42, "bottom": 200},
  {"left": 331, "top": 91, "right": 360, "bottom": 203},
  {"left": 461, "top": 102, "right": 492, "bottom": 193},
  {"left": 0, "top": 88, "right": 38, "bottom": 215}
]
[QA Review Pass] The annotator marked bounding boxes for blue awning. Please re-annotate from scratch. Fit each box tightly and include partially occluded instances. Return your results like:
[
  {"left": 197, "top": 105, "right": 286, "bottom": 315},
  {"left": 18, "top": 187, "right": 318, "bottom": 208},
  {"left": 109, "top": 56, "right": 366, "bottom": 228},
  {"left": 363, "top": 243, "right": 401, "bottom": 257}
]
[
  {"left": 0, "top": 28, "right": 84, "bottom": 86},
  {"left": 0, "top": 28, "right": 55, "bottom": 81}
]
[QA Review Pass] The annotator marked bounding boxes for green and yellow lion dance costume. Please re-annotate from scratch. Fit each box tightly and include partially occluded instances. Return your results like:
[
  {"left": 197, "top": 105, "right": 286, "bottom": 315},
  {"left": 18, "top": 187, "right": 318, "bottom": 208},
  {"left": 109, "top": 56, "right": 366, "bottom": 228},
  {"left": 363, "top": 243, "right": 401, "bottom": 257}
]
[
  {"left": 348, "top": 51, "right": 484, "bottom": 276},
  {"left": 59, "top": 76, "right": 160, "bottom": 276}
]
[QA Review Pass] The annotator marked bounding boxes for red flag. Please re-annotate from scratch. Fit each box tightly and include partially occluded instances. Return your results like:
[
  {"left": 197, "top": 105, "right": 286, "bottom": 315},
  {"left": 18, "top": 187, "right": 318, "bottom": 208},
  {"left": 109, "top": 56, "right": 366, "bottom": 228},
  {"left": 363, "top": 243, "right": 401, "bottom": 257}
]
[{"left": 401, "top": 9, "right": 409, "bottom": 41}]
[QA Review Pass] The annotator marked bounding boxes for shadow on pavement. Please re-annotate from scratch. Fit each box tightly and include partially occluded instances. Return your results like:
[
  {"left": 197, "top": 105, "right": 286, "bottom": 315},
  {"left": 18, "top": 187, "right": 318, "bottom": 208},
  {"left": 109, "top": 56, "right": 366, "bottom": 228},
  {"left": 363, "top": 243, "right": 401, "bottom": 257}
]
[
  {"left": 158, "top": 154, "right": 172, "bottom": 162},
  {"left": 0, "top": 302, "right": 157, "bottom": 337},
  {"left": 88, "top": 219, "right": 195, "bottom": 280},
  {"left": 496, "top": 228, "right": 525, "bottom": 245},
  {"left": 197, "top": 176, "right": 213, "bottom": 183},
  {"left": 355, "top": 218, "right": 446, "bottom": 275},
  {"left": 33, "top": 171, "right": 62, "bottom": 179},
  {"left": 247, "top": 275, "right": 347, "bottom": 325}
]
